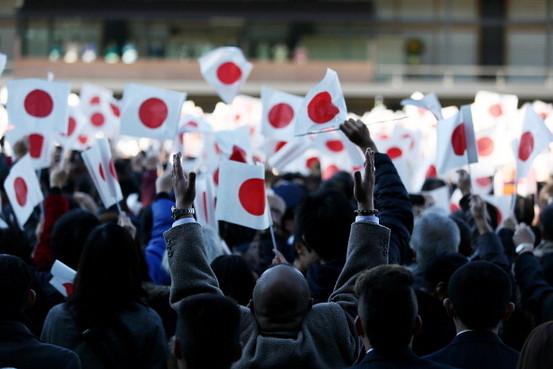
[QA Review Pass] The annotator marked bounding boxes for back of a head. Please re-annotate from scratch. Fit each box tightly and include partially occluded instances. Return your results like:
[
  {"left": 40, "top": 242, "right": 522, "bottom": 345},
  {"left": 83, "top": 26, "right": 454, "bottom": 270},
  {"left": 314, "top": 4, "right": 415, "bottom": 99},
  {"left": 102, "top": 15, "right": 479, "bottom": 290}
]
[
  {"left": 355, "top": 265, "right": 418, "bottom": 354},
  {"left": 422, "top": 252, "right": 468, "bottom": 292},
  {"left": 211, "top": 255, "right": 256, "bottom": 306},
  {"left": 68, "top": 223, "right": 143, "bottom": 326},
  {"left": 411, "top": 211, "right": 460, "bottom": 267},
  {"left": 51, "top": 209, "right": 100, "bottom": 270},
  {"left": 517, "top": 321, "right": 553, "bottom": 369},
  {"left": 0, "top": 254, "right": 32, "bottom": 319},
  {"left": 448, "top": 261, "right": 512, "bottom": 330},
  {"left": 176, "top": 293, "right": 241, "bottom": 369},
  {"left": 294, "top": 189, "right": 354, "bottom": 261},
  {"left": 539, "top": 203, "right": 553, "bottom": 241}
]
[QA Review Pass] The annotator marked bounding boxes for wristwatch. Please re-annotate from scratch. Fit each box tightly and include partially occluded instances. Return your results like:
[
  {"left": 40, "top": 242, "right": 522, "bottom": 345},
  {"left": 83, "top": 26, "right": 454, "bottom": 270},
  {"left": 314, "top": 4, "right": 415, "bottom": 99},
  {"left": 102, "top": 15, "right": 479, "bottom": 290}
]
[{"left": 171, "top": 206, "right": 195, "bottom": 220}]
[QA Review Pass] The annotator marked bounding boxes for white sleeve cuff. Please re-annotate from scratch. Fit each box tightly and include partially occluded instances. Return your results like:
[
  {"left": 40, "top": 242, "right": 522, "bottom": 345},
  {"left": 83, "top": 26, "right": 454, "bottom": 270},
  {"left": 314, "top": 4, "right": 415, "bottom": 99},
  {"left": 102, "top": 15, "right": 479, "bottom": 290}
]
[
  {"left": 355, "top": 215, "right": 379, "bottom": 224},
  {"left": 172, "top": 217, "right": 197, "bottom": 228}
]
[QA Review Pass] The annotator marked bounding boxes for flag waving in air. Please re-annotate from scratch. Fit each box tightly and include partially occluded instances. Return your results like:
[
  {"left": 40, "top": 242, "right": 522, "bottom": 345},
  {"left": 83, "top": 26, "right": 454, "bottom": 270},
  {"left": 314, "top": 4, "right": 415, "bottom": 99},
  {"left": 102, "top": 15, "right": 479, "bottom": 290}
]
[
  {"left": 199, "top": 47, "right": 252, "bottom": 104},
  {"left": 216, "top": 160, "right": 270, "bottom": 230},
  {"left": 401, "top": 92, "right": 443, "bottom": 121},
  {"left": 295, "top": 68, "right": 347, "bottom": 136},
  {"left": 261, "top": 87, "right": 303, "bottom": 140},
  {"left": 49, "top": 260, "right": 76, "bottom": 297},
  {"left": 120, "top": 84, "right": 186, "bottom": 140},
  {"left": 436, "top": 105, "right": 478, "bottom": 174},
  {"left": 3, "top": 155, "right": 44, "bottom": 227}
]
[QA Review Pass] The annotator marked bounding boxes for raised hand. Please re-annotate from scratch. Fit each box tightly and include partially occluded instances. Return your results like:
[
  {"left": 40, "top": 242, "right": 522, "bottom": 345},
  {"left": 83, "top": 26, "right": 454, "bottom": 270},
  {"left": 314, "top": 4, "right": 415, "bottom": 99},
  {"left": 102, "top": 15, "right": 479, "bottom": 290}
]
[
  {"left": 354, "top": 148, "right": 376, "bottom": 211},
  {"left": 172, "top": 152, "right": 196, "bottom": 209},
  {"left": 339, "top": 118, "right": 378, "bottom": 152},
  {"left": 470, "top": 194, "right": 492, "bottom": 234},
  {"left": 457, "top": 169, "right": 471, "bottom": 196}
]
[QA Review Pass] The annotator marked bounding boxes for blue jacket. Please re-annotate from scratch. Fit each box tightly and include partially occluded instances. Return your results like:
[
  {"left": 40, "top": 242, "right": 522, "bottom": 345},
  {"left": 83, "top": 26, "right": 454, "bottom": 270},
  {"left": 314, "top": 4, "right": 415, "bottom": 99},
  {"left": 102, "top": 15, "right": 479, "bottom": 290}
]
[
  {"left": 350, "top": 348, "right": 456, "bottom": 369},
  {"left": 145, "top": 195, "right": 174, "bottom": 285}
]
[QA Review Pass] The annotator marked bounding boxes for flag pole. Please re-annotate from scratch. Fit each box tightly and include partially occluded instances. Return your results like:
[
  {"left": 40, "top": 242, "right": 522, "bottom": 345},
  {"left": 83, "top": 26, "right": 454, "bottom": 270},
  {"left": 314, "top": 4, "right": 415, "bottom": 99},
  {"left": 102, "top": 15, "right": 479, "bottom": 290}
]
[
  {"left": 294, "top": 116, "right": 409, "bottom": 137},
  {"left": 269, "top": 225, "right": 279, "bottom": 255}
]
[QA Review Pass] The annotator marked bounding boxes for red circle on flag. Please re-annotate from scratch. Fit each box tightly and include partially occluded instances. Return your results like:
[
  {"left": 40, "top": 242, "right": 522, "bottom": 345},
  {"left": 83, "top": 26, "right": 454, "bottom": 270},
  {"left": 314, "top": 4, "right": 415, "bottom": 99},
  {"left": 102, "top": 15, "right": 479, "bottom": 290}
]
[
  {"left": 14, "top": 177, "right": 28, "bottom": 206},
  {"left": 477, "top": 137, "right": 494, "bottom": 157},
  {"left": 110, "top": 103, "right": 121, "bottom": 117},
  {"left": 187, "top": 120, "right": 199, "bottom": 129},
  {"left": 323, "top": 164, "right": 340, "bottom": 180},
  {"left": 489, "top": 104, "right": 503, "bottom": 118},
  {"left": 325, "top": 140, "right": 344, "bottom": 152},
  {"left": 476, "top": 177, "right": 491, "bottom": 187},
  {"left": 67, "top": 117, "right": 77, "bottom": 136},
  {"left": 28, "top": 134, "right": 44, "bottom": 159},
  {"left": 109, "top": 160, "right": 118, "bottom": 180},
  {"left": 268, "top": 103, "right": 294, "bottom": 129},
  {"left": 99, "top": 164, "right": 106, "bottom": 181},
  {"left": 518, "top": 132, "right": 534, "bottom": 161},
  {"left": 426, "top": 164, "right": 437, "bottom": 178},
  {"left": 216, "top": 62, "right": 242, "bottom": 85},
  {"left": 90, "top": 112, "right": 105, "bottom": 127},
  {"left": 90, "top": 96, "right": 101, "bottom": 105},
  {"left": 238, "top": 178, "right": 266, "bottom": 216},
  {"left": 451, "top": 123, "right": 467, "bottom": 155},
  {"left": 307, "top": 92, "right": 339, "bottom": 124},
  {"left": 139, "top": 98, "right": 168, "bottom": 129},
  {"left": 275, "top": 141, "right": 287, "bottom": 152},
  {"left": 24, "top": 89, "right": 54, "bottom": 118},
  {"left": 306, "top": 157, "right": 320, "bottom": 170},
  {"left": 229, "top": 145, "right": 247, "bottom": 163},
  {"left": 213, "top": 168, "right": 220, "bottom": 186},
  {"left": 387, "top": 147, "right": 403, "bottom": 159},
  {"left": 78, "top": 135, "right": 89, "bottom": 145}
]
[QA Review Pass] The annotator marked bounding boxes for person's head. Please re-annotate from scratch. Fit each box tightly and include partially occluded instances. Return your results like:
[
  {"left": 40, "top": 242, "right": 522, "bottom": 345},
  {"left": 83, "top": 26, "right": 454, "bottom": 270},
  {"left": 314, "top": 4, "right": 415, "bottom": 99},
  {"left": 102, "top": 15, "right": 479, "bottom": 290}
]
[
  {"left": 354, "top": 265, "right": 421, "bottom": 354},
  {"left": 68, "top": 223, "right": 143, "bottom": 327},
  {"left": 539, "top": 203, "right": 553, "bottom": 241},
  {"left": 174, "top": 293, "right": 241, "bottom": 369},
  {"left": 445, "top": 261, "right": 514, "bottom": 332},
  {"left": 515, "top": 195, "right": 535, "bottom": 226},
  {"left": 517, "top": 321, "right": 553, "bottom": 369},
  {"left": 411, "top": 210, "right": 460, "bottom": 268},
  {"left": 51, "top": 209, "right": 100, "bottom": 270},
  {"left": 211, "top": 255, "right": 256, "bottom": 306},
  {"left": 294, "top": 189, "right": 354, "bottom": 262},
  {"left": 0, "top": 254, "right": 35, "bottom": 319},
  {"left": 251, "top": 264, "right": 312, "bottom": 334},
  {"left": 538, "top": 181, "right": 553, "bottom": 209},
  {"left": 422, "top": 252, "right": 468, "bottom": 298}
]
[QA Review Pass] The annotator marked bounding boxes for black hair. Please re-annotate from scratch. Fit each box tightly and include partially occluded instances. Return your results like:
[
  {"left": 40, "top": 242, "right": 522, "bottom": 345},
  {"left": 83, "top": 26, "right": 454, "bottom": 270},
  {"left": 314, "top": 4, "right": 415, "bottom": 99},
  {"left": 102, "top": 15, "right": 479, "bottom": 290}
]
[
  {"left": 423, "top": 252, "right": 468, "bottom": 291},
  {"left": 421, "top": 179, "right": 447, "bottom": 192},
  {"left": 515, "top": 195, "right": 535, "bottom": 227},
  {"left": 0, "top": 254, "right": 32, "bottom": 319},
  {"left": 176, "top": 293, "right": 241, "bottom": 369},
  {"left": 211, "top": 255, "right": 256, "bottom": 306},
  {"left": 51, "top": 209, "right": 100, "bottom": 270},
  {"left": 294, "top": 189, "right": 354, "bottom": 261},
  {"left": 355, "top": 265, "right": 417, "bottom": 354},
  {"left": 448, "top": 261, "right": 512, "bottom": 330},
  {"left": 540, "top": 203, "right": 553, "bottom": 241},
  {"left": 67, "top": 223, "right": 144, "bottom": 328}
]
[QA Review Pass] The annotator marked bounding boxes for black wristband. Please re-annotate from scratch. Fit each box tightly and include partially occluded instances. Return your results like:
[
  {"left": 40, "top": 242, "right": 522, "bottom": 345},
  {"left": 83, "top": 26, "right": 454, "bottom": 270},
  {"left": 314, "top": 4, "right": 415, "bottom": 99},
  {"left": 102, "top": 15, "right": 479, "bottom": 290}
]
[{"left": 355, "top": 209, "right": 378, "bottom": 216}]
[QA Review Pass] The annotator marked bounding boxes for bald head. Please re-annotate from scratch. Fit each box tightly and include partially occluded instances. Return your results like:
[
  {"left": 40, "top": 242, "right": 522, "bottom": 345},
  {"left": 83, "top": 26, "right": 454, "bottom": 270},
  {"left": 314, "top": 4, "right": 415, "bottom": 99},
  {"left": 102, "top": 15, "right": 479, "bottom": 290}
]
[{"left": 252, "top": 264, "right": 311, "bottom": 335}]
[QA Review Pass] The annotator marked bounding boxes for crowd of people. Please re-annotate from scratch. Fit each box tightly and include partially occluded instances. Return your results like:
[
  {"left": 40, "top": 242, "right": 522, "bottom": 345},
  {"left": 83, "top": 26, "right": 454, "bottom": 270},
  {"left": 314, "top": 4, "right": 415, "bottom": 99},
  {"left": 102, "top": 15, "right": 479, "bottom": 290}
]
[{"left": 1, "top": 117, "right": 553, "bottom": 369}]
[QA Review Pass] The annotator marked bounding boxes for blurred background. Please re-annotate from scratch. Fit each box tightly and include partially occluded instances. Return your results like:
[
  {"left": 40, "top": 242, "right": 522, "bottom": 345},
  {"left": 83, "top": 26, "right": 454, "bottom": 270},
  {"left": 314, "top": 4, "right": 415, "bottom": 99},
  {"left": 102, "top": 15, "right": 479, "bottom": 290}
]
[{"left": 0, "top": 0, "right": 551, "bottom": 112}]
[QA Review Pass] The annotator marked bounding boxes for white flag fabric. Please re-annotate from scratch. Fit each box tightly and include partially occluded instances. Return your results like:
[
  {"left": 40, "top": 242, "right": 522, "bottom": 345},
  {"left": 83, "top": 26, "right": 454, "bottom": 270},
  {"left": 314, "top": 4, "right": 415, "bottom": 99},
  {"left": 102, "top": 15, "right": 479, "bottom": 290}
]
[
  {"left": 199, "top": 47, "right": 252, "bottom": 104},
  {"left": 261, "top": 87, "right": 303, "bottom": 140},
  {"left": 401, "top": 92, "right": 443, "bottom": 120},
  {"left": 120, "top": 84, "right": 186, "bottom": 140},
  {"left": 436, "top": 105, "right": 478, "bottom": 174},
  {"left": 295, "top": 68, "right": 347, "bottom": 136},
  {"left": 81, "top": 139, "right": 123, "bottom": 208},
  {"left": 214, "top": 126, "right": 252, "bottom": 163},
  {"left": 49, "top": 260, "right": 76, "bottom": 297},
  {"left": 80, "top": 83, "right": 114, "bottom": 107},
  {"left": 7, "top": 79, "right": 70, "bottom": 138},
  {"left": 515, "top": 106, "right": 553, "bottom": 181},
  {"left": 193, "top": 173, "right": 218, "bottom": 232},
  {"left": 0, "top": 53, "right": 6, "bottom": 75},
  {"left": 216, "top": 160, "right": 270, "bottom": 230},
  {"left": 3, "top": 155, "right": 44, "bottom": 227}
]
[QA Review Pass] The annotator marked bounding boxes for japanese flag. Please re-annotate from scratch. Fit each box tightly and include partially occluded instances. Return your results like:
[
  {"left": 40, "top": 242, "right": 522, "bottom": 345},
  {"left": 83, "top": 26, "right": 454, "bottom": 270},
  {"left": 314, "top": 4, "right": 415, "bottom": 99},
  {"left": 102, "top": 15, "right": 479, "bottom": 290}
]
[
  {"left": 199, "top": 47, "right": 252, "bottom": 104},
  {"left": 401, "top": 92, "right": 443, "bottom": 120},
  {"left": 267, "top": 137, "right": 312, "bottom": 172},
  {"left": 49, "top": 260, "right": 76, "bottom": 298},
  {"left": 27, "top": 132, "right": 55, "bottom": 170},
  {"left": 120, "top": 84, "right": 186, "bottom": 140},
  {"left": 80, "top": 83, "right": 114, "bottom": 108},
  {"left": 295, "top": 68, "right": 347, "bottom": 136},
  {"left": 62, "top": 105, "right": 92, "bottom": 151},
  {"left": 81, "top": 138, "right": 123, "bottom": 208},
  {"left": 436, "top": 105, "right": 478, "bottom": 174},
  {"left": 7, "top": 79, "right": 70, "bottom": 136},
  {"left": 261, "top": 87, "right": 303, "bottom": 140},
  {"left": 216, "top": 160, "right": 270, "bottom": 230},
  {"left": 3, "top": 155, "right": 44, "bottom": 227},
  {"left": 193, "top": 173, "right": 218, "bottom": 232},
  {"left": 514, "top": 106, "right": 553, "bottom": 181},
  {"left": 214, "top": 126, "right": 252, "bottom": 163},
  {"left": 482, "top": 195, "right": 513, "bottom": 226}
]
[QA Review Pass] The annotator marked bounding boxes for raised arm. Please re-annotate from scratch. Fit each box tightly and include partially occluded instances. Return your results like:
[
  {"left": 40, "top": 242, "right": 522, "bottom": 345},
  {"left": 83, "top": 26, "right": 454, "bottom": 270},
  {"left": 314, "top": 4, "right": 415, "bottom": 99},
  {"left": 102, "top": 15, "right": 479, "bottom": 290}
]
[
  {"left": 340, "top": 118, "right": 413, "bottom": 264},
  {"left": 329, "top": 147, "right": 390, "bottom": 318},
  {"left": 163, "top": 153, "right": 222, "bottom": 311}
]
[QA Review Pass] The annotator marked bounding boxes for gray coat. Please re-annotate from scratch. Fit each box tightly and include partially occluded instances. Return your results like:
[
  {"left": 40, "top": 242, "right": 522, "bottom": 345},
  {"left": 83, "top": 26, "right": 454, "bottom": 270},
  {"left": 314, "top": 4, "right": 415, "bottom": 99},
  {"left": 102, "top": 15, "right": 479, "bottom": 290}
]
[{"left": 164, "top": 221, "right": 390, "bottom": 369}]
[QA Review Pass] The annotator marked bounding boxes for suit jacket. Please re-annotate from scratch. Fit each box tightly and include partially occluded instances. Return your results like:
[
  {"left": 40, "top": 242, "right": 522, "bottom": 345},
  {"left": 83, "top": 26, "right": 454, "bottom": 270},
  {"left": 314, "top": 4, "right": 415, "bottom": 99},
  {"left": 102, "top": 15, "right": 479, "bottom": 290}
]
[
  {"left": 424, "top": 330, "right": 519, "bottom": 369},
  {"left": 350, "top": 348, "right": 457, "bottom": 369},
  {"left": 0, "top": 320, "right": 81, "bottom": 369},
  {"left": 164, "top": 221, "right": 390, "bottom": 369},
  {"left": 515, "top": 252, "right": 553, "bottom": 322}
]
